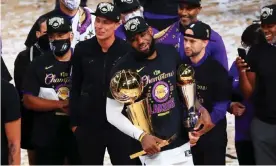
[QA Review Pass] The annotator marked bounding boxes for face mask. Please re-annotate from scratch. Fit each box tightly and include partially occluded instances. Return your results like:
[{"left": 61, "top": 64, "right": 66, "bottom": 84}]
[
  {"left": 50, "top": 38, "right": 71, "bottom": 57},
  {"left": 36, "top": 34, "right": 50, "bottom": 51},
  {"left": 134, "top": 37, "right": 156, "bottom": 60},
  {"left": 61, "top": 0, "right": 80, "bottom": 10},
  {"left": 124, "top": 8, "right": 144, "bottom": 22}
]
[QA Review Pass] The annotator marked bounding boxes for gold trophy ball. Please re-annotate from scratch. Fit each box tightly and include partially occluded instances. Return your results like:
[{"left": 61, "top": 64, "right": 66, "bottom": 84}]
[
  {"left": 110, "top": 70, "right": 143, "bottom": 104},
  {"left": 177, "top": 64, "right": 195, "bottom": 85}
]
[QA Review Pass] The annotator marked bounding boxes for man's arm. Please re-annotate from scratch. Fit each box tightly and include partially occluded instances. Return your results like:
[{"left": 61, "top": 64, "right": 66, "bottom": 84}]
[
  {"left": 2, "top": 81, "right": 21, "bottom": 165},
  {"left": 69, "top": 43, "right": 83, "bottom": 129},
  {"left": 106, "top": 97, "right": 144, "bottom": 140},
  {"left": 239, "top": 70, "right": 256, "bottom": 100},
  {"left": 236, "top": 47, "right": 257, "bottom": 99},
  {"left": 23, "top": 94, "right": 67, "bottom": 111},
  {"left": 5, "top": 119, "right": 21, "bottom": 165},
  {"left": 209, "top": 65, "right": 231, "bottom": 124}
]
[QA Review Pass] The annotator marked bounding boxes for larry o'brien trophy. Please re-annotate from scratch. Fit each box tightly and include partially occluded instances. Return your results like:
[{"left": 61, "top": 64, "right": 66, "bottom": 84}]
[
  {"left": 110, "top": 69, "right": 153, "bottom": 135},
  {"left": 177, "top": 64, "right": 199, "bottom": 131},
  {"left": 110, "top": 70, "right": 177, "bottom": 159}
]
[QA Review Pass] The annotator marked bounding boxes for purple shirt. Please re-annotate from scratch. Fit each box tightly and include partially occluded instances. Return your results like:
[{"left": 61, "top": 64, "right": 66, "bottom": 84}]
[
  {"left": 155, "top": 21, "right": 228, "bottom": 70},
  {"left": 229, "top": 62, "right": 254, "bottom": 141},
  {"left": 115, "top": 24, "right": 159, "bottom": 40}
]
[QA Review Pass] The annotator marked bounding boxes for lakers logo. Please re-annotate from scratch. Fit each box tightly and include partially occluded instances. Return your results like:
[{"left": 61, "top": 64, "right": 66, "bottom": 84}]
[
  {"left": 152, "top": 81, "right": 169, "bottom": 103},
  {"left": 57, "top": 87, "right": 70, "bottom": 100}
]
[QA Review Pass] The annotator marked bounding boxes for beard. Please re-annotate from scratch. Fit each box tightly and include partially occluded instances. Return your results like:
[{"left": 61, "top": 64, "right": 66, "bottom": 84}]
[{"left": 133, "top": 37, "right": 156, "bottom": 60}]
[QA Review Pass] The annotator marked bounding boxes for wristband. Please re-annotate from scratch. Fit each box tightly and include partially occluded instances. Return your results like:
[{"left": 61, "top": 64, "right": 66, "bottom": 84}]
[{"left": 138, "top": 132, "right": 147, "bottom": 142}]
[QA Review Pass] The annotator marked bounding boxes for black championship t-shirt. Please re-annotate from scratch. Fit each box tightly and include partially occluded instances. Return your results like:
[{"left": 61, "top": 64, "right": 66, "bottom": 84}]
[
  {"left": 22, "top": 53, "right": 72, "bottom": 146},
  {"left": 108, "top": 43, "right": 189, "bottom": 151},
  {"left": 1, "top": 79, "right": 21, "bottom": 165},
  {"left": 247, "top": 43, "right": 276, "bottom": 124}
]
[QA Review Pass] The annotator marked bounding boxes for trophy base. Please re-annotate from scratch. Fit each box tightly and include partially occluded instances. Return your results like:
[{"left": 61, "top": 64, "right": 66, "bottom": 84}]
[{"left": 184, "top": 114, "right": 199, "bottom": 132}]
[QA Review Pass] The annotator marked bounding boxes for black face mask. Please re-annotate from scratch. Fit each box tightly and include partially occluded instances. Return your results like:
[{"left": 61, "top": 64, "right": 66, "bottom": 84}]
[
  {"left": 36, "top": 34, "right": 50, "bottom": 51},
  {"left": 50, "top": 38, "right": 71, "bottom": 57},
  {"left": 133, "top": 38, "right": 156, "bottom": 60}
]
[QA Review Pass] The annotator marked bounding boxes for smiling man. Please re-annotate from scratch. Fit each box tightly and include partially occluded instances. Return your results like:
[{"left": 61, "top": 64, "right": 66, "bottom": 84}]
[
  {"left": 236, "top": 4, "right": 276, "bottom": 165},
  {"left": 69, "top": 2, "right": 138, "bottom": 165},
  {"left": 154, "top": 0, "right": 228, "bottom": 70},
  {"left": 105, "top": 16, "right": 210, "bottom": 166}
]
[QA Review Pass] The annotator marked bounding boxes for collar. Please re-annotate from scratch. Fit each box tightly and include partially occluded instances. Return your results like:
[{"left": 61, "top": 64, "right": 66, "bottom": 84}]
[{"left": 190, "top": 52, "right": 208, "bottom": 67}]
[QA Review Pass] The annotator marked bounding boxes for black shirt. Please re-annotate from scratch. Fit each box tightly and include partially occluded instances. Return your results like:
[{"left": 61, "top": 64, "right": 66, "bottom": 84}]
[
  {"left": 69, "top": 37, "right": 131, "bottom": 128},
  {"left": 1, "top": 79, "right": 21, "bottom": 165},
  {"left": 1, "top": 57, "right": 12, "bottom": 82},
  {"left": 247, "top": 43, "right": 276, "bottom": 124},
  {"left": 22, "top": 53, "right": 72, "bottom": 147},
  {"left": 14, "top": 45, "right": 47, "bottom": 149},
  {"left": 108, "top": 43, "right": 189, "bottom": 151}
]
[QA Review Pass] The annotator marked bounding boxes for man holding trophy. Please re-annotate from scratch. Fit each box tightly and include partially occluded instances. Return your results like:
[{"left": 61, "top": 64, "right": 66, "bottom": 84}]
[
  {"left": 182, "top": 22, "right": 231, "bottom": 165},
  {"left": 106, "top": 16, "right": 212, "bottom": 165}
]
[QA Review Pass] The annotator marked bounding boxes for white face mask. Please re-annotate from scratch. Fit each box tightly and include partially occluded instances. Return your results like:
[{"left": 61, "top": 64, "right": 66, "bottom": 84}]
[
  {"left": 61, "top": 0, "right": 81, "bottom": 10},
  {"left": 124, "top": 7, "right": 144, "bottom": 22}
]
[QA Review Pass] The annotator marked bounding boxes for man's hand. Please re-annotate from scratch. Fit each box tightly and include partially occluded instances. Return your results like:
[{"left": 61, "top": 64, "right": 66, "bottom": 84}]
[
  {"left": 141, "top": 134, "right": 166, "bottom": 155},
  {"left": 192, "top": 108, "right": 215, "bottom": 137},
  {"left": 236, "top": 56, "right": 250, "bottom": 73},
  {"left": 58, "top": 100, "right": 69, "bottom": 114},
  {"left": 189, "top": 132, "right": 199, "bottom": 147},
  {"left": 72, "top": 126, "right": 77, "bottom": 133},
  {"left": 230, "top": 102, "right": 245, "bottom": 116}
]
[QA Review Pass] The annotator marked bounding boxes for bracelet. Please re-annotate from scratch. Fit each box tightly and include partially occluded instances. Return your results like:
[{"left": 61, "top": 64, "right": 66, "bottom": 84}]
[{"left": 138, "top": 132, "right": 147, "bottom": 142}]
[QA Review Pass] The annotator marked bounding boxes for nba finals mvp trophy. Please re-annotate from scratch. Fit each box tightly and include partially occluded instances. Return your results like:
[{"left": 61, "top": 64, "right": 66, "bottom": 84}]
[
  {"left": 110, "top": 70, "right": 175, "bottom": 159},
  {"left": 177, "top": 64, "right": 200, "bottom": 131}
]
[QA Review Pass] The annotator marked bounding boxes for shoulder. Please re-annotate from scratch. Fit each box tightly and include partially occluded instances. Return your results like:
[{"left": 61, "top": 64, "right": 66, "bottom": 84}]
[
  {"left": 154, "top": 24, "right": 174, "bottom": 40},
  {"left": 30, "top": 53, "right": 52, "bottom": 67},
  {"left": 1, "top": 79, "right": 16, "bottom": 92},
  {"left": 155, "top": 43, "right": 178, "bottom": 55},
  {"left": 15, "top": 49, "right": 30, "bottom": 64},
  {"left": 113, "top": 52, "right": 134, "bottom": 71},
  {"left": 208, "top": 57, "right": 228, "bottom": 75},
  {"left": 75, "top": 37, "right": 96, "bottom": 50}
]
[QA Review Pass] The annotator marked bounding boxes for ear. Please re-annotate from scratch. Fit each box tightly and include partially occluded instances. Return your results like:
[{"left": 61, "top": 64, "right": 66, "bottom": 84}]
[
  {"left": 203, "top": 40, "right": 209, "bottom": 48},
  {"left": 196, "top": 7, "right": 202, "bottom": 15},
  {"left": 115, "top": 22, "right": 121, "bottom": 29},
  {"left": 36, "top": 31, "right": 41, "bottom": 38},
  {"left": 70, "top": 32, "right": 74, "bottom": 42},
  {"left": 148, "top": 27, "right": 153, "bottom": 36}
]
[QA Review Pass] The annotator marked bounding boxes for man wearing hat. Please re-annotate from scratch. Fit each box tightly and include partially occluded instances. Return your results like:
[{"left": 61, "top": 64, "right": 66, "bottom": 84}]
[
  {"left": 22, "top": 15, "right": 80, "bottom": 165},
  {"left": 105, "top": 16, "right": 221, "bottom": 165},
  {"left": 69, "top": 2, "right": 137, "bottom": 165},
  {"left": 181, "top": 21, "right": 231, "bottom": 165},
  {"left": 154, "top": 0, "right": 228, "bottom": 70},
  {"left": 237, "top": 4, "right": 276, "bottom": 164},
  {"left": 113, "top": 0, "right": 158, "bottom": 40},
  {"left": 25, "top": 0, "right": 95, "bottom": 49}
]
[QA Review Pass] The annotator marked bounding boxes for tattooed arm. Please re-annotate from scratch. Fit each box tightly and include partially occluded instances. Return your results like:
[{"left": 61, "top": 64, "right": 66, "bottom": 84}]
[{"left": 5, "top": 118, "right": 21, "bottom": 165}]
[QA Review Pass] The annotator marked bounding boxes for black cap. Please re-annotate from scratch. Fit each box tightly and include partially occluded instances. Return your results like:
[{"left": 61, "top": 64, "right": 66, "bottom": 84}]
[
  {"left": 46, "top": 15, "right": 72, "bottom": 34},
  {"left": 123, "top": 16, "right": 149, "bottom": 40},
  {"left": 178, "top": 0, "right": 201, "bottom": 7},
  {"left": 114, "top": 0, "right": 140, "bottom": 14},
  {"left": 261, "top": 4, "right": 276, "bottom": 25},
  {"left": 91, "top": 2, "right": 121, "bottom": 22},
  {"left": 183, "top": 22, "right": 213, "bottom": 41}
]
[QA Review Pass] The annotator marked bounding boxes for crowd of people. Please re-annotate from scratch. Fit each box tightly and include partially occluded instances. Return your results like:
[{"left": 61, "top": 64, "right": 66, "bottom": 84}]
[{"left": 1, "top": 0, "right": 276, "bottom": 165}]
